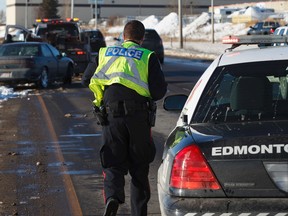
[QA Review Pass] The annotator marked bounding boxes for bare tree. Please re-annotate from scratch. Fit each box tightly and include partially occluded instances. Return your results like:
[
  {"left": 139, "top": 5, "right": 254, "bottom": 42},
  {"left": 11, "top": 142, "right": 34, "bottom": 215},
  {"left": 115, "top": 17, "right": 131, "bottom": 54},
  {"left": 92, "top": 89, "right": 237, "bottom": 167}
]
[{"left": 39, "top": 0, "right": 60, "bottom": 19}]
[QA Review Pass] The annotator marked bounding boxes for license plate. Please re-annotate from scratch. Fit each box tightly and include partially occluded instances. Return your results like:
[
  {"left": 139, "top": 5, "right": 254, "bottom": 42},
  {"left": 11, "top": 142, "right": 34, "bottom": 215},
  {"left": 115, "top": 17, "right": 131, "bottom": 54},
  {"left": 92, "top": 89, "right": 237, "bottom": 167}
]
[{"left": 0, "top": 72, "right": 11, "bottom": 78}]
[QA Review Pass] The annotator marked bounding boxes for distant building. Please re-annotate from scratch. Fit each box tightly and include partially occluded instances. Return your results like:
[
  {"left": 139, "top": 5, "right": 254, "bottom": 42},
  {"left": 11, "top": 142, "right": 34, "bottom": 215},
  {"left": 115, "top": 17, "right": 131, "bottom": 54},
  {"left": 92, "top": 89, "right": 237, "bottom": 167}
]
[
  {"left": 6, "top": 0, "right": 278, "bottom": 27},
  {"left": 211, "top": 1, "right": 288, "bottom": 24},
  {"left": 214, "top": 8, "right": 241, "bottom": 23}
]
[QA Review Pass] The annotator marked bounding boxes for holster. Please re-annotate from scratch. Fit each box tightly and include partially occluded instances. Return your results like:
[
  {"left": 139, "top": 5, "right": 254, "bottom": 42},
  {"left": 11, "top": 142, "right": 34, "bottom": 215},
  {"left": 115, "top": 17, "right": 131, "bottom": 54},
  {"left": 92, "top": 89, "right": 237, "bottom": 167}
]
[
  {"left": 148, "top": 100, "right": 157, "bottom": 127},
  {"left": 93, "top": 105, "right": 108, "bottom": 126}
]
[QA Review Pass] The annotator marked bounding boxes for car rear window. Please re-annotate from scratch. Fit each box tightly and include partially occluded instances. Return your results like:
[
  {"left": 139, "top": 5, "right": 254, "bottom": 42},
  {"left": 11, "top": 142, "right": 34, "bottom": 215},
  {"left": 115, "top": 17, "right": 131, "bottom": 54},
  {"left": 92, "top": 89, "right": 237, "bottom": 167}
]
[
  {"left": 37, "top": 23, "right": 79, "bottom": 37},
  {"left": 274, "top": 28, "right": 288, "bottom": 35},
  {"left": 193, "top": 60, "right": 288, "bottom": 123},
  {"left": 0, "top": 44, "right": 39, "bottom": 56},
  {"left": 89, "top": 31, "right": 104, "bottom": 39},
  {"left": 144, "top": 30, "right": 161, "bottom": 40},
  {"left": 264, "top": 22, "right": 279, "bottom": 27}
]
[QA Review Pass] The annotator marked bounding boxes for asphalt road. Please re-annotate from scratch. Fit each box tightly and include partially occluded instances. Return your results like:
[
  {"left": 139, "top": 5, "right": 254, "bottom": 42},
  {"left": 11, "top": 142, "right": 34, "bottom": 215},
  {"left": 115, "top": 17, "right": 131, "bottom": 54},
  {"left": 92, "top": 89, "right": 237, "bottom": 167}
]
[{"left": 0, "top": 56, "right": 211, "bottom": 216}]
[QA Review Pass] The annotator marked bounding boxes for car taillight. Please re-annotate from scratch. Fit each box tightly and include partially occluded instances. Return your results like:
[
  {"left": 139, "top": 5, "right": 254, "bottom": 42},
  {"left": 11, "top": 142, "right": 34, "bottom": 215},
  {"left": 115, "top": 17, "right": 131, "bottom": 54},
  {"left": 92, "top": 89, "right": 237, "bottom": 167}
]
[
  {"left": 170, "top": 145, "right": 221, "bottom": 190},
  {"left": 76, "top": 51, "right": 86, "bottom": 55}
]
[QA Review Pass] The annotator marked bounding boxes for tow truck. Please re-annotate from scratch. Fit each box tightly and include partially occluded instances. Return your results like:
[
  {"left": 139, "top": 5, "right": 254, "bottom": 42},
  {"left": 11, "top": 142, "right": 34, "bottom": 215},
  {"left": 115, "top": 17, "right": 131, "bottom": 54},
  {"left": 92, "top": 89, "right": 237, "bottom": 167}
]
[
  {"left": 33, "top": 18, "right": 90, "bottom": 75},
  {"left": 4, "top": 18, "right": 91, "bottom": 75}
]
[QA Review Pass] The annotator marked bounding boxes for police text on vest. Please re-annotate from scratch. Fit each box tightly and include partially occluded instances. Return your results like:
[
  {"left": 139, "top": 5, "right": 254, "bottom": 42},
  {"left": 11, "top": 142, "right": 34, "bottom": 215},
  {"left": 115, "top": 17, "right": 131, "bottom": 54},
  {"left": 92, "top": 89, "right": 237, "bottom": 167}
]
[{"left": 105, "top": 47, "right": 143, "bottom": 60}]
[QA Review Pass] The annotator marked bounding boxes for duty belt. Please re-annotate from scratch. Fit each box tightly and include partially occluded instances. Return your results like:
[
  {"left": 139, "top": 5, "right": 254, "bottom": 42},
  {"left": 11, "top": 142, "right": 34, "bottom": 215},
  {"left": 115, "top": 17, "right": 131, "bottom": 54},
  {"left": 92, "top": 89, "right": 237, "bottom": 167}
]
[{"left": 105, "top": 100, "right": 149, "bottom": 116}]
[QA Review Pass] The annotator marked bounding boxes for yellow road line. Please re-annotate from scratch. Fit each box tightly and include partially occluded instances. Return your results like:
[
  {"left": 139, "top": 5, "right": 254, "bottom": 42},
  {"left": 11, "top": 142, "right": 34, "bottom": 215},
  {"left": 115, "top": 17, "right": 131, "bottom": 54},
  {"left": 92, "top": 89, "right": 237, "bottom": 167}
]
[{"left": 37, "top": 95, "right": 83, "bottom": 216}]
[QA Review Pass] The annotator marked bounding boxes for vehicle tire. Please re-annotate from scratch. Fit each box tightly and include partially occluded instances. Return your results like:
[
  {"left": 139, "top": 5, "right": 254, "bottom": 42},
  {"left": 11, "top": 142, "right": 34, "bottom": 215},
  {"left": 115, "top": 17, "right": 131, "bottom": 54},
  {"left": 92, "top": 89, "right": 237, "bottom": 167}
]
[
  {"left": 63, "top": 64, "right": 74, "bottom": 85},
  {"left": 37, "top": 67, "right": 49, "bottom": 88},
  {"left": 159, "top": 57, "right": 164, "bottom": 64}
]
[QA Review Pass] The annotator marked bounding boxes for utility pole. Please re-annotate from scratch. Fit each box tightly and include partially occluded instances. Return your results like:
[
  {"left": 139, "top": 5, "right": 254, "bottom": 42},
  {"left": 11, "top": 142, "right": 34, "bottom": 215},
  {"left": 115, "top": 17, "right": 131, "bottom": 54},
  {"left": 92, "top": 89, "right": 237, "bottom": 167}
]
[
  {"left": 71, "top": 0, "right": 74, "bottom": 18},
  {"left": 178, "top": 0, "right": 183, "bottom": 49},
  {"left": 139, "top": 0, "right": 142, "bottom": 16},
  {"left": 91, "top": 4, "right": 93, "bottom": 20},
  {"left": 211, "top": 0, "right": 215, "bottom": 43},
  {"left": 25, "top": 0, "right": 28, "bottom": 28},
  {"left": 95, "top": 0, "right": 97, "bottom": 29}
]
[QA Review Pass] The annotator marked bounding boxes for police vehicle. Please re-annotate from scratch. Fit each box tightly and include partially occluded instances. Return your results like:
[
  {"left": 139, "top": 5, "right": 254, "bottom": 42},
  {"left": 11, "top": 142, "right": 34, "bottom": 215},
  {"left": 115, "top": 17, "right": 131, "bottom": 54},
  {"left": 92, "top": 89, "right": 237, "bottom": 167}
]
[{"left": 158, "top": 35, "right": 288, "bottom": 215}]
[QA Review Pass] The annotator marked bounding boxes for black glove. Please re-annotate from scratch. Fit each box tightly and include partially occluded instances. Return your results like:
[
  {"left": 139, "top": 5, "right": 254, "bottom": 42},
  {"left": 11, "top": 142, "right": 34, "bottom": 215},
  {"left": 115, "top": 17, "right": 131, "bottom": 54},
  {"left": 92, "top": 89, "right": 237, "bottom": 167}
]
[{"left": 93, "top": 105, "right": 108, "bottom": 126}]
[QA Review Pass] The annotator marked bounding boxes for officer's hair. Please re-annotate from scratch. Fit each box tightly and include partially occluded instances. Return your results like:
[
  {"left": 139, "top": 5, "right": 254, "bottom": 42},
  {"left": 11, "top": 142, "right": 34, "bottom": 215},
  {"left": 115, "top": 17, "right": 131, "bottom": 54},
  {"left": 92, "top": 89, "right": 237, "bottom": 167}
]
[{"left": 123, "top": 20, "right": 145, "bottom": 41}]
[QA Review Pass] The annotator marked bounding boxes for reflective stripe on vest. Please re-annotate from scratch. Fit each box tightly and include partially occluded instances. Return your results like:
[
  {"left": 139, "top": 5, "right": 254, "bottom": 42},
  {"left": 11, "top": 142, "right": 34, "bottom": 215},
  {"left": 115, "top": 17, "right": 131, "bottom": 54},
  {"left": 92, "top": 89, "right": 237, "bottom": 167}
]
[
  {"left": 92, "top": 53, "right": 148, "bottom": 91},
  {"left": 91, "top": 43, "right": 152, "bottom": 98}
]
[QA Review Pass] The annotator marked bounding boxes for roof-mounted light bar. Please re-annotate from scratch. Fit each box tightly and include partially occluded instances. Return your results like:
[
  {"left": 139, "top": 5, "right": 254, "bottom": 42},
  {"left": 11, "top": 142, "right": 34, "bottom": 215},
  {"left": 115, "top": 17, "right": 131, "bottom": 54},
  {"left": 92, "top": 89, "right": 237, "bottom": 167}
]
[
  {"left": 222, "top": 35, "right": 239, "bottom": 44},
  {"left": 35, "top": 18, "right": 79, "bottom": 23},
  {"left": 66, "top": 17, "right": 79, "bottom": 22},
  {"left": 222, "top": 35, "right": 288, "bottom": 49},
  {"left": 35, "top": 18, "right": 62, "bottom": 23}
]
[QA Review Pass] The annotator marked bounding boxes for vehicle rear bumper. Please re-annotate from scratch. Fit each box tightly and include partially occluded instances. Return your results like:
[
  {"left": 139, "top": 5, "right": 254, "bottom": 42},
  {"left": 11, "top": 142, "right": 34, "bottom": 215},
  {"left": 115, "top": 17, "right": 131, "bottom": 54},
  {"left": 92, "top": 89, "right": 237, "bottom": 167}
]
[
  {"left": 0, "top": 69, "right": 40, "bottom": 83},
  {"left": 158, "top": 181, "right": 288, "bottom": 215}
]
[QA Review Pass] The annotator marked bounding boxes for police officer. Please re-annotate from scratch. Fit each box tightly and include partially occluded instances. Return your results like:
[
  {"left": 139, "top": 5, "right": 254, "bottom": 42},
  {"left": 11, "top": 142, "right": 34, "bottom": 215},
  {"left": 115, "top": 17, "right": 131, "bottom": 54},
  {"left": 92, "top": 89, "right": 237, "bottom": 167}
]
[{"left": 88, "top": 20, "right": 167, "bottom": 216}]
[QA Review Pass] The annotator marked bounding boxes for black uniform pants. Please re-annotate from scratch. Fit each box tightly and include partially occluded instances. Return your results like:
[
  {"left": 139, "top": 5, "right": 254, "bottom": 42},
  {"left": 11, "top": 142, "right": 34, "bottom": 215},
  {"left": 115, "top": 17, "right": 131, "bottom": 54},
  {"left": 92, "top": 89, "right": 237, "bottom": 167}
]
[{"left": 100, "top": 110, "right": 156, "bottom": 216}]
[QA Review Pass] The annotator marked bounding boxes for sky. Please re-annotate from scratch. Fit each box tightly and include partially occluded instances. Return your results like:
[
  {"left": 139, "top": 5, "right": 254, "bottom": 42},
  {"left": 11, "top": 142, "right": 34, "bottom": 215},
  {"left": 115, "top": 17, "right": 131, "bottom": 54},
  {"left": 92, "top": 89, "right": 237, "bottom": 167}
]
[
  {"left": 0, "top": 5, "right": 287, "bottom": 102},
  {"left": 0, "top": 0, "right": 5, "bottom": 11}
]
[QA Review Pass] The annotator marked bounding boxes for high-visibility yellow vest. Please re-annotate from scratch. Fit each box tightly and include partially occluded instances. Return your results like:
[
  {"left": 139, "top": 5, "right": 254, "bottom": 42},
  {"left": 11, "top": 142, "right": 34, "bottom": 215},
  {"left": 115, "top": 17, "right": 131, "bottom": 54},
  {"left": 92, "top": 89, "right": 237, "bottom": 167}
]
[{"left": 89, "top": 41, "right": 153, "bottom": 106}]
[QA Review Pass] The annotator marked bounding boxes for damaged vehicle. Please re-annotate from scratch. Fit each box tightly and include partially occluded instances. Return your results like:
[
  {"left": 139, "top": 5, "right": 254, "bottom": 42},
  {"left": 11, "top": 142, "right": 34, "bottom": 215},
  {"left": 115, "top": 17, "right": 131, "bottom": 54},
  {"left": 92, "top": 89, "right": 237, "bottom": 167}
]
[
  {"left": 5, "top": 19, "right": 90, "bottom": 75},
  {"left": 0, "top": 42, "right": 74, "bottom": 88}
]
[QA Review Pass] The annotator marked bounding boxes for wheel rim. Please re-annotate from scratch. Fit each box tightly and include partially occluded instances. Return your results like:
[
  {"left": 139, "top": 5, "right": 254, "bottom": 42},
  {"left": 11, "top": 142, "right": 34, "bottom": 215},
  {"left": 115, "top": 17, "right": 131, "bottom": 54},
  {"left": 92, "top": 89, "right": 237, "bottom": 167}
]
[{"left": 40, "top": 68, "right": 48, "bottom": 88}]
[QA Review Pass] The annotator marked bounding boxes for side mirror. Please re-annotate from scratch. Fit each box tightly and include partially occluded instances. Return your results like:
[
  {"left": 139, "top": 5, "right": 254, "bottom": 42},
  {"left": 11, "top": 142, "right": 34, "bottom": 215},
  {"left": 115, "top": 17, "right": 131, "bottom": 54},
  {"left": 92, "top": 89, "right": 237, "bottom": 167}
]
[{"left": 163, "top": 94, "right": 188, "bottom": 111}]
